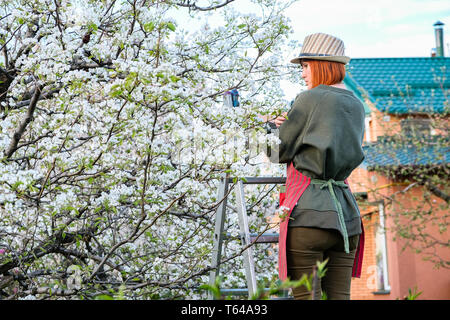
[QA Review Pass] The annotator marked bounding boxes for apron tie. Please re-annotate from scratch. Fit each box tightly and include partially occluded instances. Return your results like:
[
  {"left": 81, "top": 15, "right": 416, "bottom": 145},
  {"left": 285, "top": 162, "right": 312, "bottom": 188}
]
[{"left": 310, "top": 178, "right": 350, "bottom": 254}]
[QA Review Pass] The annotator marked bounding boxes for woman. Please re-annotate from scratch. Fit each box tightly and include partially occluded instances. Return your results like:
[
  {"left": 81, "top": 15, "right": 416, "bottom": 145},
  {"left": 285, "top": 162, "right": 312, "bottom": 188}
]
[{"left": 268, "top": 33, "right": 365, "bottom": 300}]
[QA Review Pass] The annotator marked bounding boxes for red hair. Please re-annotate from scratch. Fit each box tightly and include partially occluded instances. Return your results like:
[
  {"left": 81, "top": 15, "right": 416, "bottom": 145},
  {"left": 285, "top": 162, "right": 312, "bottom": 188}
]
[{"left": 304, "top": 59, "right": 346, "bottom": 89}]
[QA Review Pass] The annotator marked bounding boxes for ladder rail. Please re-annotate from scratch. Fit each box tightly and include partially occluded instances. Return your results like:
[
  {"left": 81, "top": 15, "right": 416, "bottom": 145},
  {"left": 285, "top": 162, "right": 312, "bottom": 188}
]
[
  {"left": 208, "top": 173, "right": 229, "bottom": 300},
  {"left": 235, "top": 179, "right": 258, "bottom": 298},
  {"left": 208, "top": 176, "right": 286, "bottom": 300}
]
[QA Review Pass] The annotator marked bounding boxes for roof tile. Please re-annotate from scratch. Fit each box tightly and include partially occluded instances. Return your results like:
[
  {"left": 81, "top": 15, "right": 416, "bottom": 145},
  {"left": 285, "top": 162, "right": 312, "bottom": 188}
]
[{"left": 344, "top": 57, "right": 450, "bottom": 114}]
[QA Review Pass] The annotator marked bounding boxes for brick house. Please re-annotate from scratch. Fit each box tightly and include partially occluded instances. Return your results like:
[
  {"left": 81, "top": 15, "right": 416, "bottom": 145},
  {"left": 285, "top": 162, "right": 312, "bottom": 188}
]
[{"left": 343, "top": 56, "right": 449, "bottom": 299}]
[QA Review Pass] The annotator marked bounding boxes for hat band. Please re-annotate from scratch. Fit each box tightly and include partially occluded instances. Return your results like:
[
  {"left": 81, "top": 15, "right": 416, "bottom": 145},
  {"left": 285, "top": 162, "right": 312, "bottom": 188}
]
[{"left": 299, "top": 53, "right": 335, "bottom": 57}]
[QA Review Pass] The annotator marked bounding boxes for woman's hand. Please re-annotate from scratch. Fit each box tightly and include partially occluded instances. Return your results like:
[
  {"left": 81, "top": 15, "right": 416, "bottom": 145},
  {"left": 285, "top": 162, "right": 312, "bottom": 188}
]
[
  {"left": 259, "top": 112, "right": 287, "bottom": 128},
  {"left": 273, "top": 112, "right": 287, "bottom": 128}
]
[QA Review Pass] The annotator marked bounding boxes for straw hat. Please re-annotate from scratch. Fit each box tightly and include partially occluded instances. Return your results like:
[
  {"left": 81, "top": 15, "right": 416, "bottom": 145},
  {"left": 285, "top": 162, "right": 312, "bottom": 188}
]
[{"left": 291, "top": 33, "right": 350, "bottom": 65}]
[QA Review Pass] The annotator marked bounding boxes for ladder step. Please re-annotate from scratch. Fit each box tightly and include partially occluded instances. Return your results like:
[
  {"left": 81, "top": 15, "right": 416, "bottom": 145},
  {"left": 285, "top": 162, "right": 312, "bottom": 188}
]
[
  {"left": 249, "top": 232, "right": 279, "bottom": 243},
  {"left": 219, "top": 288, "right": 250, "bottom": 296},
  {"left": 219, "top": 288, "right": 290, "bottom": 298},
  {"left": 270, "top": 296, "right": 294, "bottom": 300},
  {"left": 227, "top": 177, "right": 286, "bottom": 184},
  {"left": 224, "top": 232, "right": 279, "bottom": 244}
]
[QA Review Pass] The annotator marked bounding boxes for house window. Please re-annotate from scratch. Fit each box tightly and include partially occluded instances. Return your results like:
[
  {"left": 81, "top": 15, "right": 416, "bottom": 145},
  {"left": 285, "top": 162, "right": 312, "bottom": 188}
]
[
  {"left": 364, "top": 116, "right": 372, "bottom": 142},
  {"left": 400, "top": 118, "right": 432, "bottom": 136},
  {"left": 374, "top": 202, "right": 390, "bottom": 292}
]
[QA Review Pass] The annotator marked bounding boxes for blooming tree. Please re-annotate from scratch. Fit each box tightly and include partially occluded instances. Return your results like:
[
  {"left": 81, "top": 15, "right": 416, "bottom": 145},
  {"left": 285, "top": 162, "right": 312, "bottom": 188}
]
[{"left": 0, "top": 0, "right": 301, "bottom": 299}]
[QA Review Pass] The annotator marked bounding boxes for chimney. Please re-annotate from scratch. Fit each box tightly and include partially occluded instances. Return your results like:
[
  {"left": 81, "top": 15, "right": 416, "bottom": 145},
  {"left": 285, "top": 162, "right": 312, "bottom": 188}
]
[{"left": 433, "top": 21, "right": 445, "bottom": 57}]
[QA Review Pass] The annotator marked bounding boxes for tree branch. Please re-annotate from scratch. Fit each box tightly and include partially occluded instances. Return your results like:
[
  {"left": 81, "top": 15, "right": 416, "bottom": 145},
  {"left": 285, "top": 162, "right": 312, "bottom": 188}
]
[
  {"left": 5, "top": 83, "right": 44, "bottom": 159},
  {"left": 424, "top": 179, "right": 450, "bottom": 202},
  {"left": 0, "top": 227, "right": 96, "bottom": 274},
  {"left": 174, "top": 0, "right": 235, "bottom": 11}
]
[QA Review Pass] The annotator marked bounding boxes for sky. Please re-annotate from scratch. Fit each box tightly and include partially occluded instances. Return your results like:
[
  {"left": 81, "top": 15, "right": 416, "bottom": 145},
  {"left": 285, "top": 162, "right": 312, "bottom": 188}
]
[
  {"left": 284, "top": 0, "right": 450, "bottom": 58},
  {"left": 171, "top": 0, "right": 450, "bottom": 98},
  {"left": 278, "top": 0, "right": 450, "bottom": 97},
  {"left": 177, "top": 0, "right": 450, "bottom": 58}
]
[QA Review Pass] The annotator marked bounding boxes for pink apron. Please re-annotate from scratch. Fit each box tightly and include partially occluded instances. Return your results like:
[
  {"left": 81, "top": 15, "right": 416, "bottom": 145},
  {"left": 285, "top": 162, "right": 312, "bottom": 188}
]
[{"left": 278, "top": 162, "right": 365, "bottom": 281}]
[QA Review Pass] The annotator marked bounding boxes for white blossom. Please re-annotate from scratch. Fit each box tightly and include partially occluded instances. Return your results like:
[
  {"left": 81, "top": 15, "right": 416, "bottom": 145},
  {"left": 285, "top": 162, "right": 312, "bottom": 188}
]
[{"left": 0, "top": 0, "right": 300, "bottom": 300}]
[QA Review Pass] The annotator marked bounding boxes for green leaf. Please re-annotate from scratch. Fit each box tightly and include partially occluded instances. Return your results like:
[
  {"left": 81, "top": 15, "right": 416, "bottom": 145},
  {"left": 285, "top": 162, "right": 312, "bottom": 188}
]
[
  {"left": 88, "top": 22, "right": 98, "bottom": 32},
  {"left": 169, "top": 75, "right": 181, "bottom": 83},
  {"left": 144, "top": 22, "right": 155, "bottom": 33},
  {"left": 95, "top": 294, "right": 114, "bottom": 300},
  {"left": 166, "top": 22, "right": 176, "bottom": 32},
  {"left": 109, "top": 84, "right": 123, "bottom": 98}
]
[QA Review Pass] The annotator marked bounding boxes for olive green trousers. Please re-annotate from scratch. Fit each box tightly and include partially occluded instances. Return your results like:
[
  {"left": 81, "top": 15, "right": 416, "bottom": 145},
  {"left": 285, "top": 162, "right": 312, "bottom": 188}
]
[{"left": 286, "top": 226, "right": 359, "bottom": 300}]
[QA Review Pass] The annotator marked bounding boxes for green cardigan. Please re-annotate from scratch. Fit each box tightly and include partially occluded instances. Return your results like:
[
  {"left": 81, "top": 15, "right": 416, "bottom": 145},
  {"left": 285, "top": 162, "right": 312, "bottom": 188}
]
[{"left": 270, "top": 85, "right": 365, "bottom": 236}]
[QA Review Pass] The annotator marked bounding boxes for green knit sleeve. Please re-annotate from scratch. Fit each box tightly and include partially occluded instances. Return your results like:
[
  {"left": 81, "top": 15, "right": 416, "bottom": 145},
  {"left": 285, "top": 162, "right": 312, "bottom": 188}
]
[{"left": 269, "top": 91, "right": 318, "bottom": 164}]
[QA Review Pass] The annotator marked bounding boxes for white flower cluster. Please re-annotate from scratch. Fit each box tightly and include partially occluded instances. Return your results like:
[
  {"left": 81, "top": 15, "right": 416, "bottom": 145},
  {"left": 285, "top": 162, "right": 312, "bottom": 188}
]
[{"left": 0, "top": 0, "right": 300, "bottom": 300}]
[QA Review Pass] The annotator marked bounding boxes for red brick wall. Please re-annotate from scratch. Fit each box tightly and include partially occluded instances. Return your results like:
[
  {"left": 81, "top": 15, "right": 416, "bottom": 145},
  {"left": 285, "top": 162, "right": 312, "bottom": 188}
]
[
  {"left": 382, "top": 184, "right": 450, "bottom": 299},
  {"left": 342, "top": 89, "right": 450, "bottom": 300},
  {"left": 366, "top": 102, "right": 402, "bottom": 142},
  {"left": 350, "top": 210, "right": 380, "bottom": 299}
]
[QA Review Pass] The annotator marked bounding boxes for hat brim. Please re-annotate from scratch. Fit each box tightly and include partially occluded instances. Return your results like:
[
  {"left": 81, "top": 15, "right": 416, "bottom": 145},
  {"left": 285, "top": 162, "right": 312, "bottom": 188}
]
[{"left": 291, "top": 55, "right": 350, "bottom": 65}]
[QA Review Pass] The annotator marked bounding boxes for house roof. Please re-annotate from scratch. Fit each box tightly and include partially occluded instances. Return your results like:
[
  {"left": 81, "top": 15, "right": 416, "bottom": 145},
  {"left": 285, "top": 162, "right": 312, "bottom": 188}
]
[
  {"left": 344, "top": 57, "right": 450, "bottom": 114},
  {"left": 361, "top": 136, "right": 450, "bottom": 170}
]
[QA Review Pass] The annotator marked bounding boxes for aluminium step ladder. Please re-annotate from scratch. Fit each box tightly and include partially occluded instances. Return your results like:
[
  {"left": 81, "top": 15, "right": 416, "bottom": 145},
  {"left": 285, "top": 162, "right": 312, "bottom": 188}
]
[{"left": 208, "top": 173, "right": 287, "bottom": 299}]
